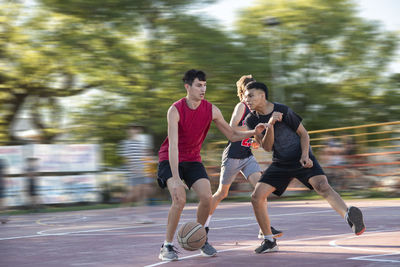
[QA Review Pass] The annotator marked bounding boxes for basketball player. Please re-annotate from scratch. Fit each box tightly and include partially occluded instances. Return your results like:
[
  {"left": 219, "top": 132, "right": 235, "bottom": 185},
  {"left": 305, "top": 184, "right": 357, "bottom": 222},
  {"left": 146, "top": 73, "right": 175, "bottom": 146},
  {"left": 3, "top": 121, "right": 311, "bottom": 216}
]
[
  {"left": 244, "top": 81, "right": 366, "bottom": 254},
  {"left": 157, "top": 69, "right": 266, "bottom": 261},
  {"left": 205, "top": 75, "right": 282, "bottom": 239}
]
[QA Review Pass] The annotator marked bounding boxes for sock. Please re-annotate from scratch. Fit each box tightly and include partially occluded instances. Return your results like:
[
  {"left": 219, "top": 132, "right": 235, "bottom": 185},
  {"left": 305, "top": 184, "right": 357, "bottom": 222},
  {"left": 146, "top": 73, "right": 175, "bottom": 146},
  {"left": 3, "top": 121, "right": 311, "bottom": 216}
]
[
  {"left": 205, "top": 215, "right": 212, "bottom": 227},
  {"left": 263, "top": 235, "right": 274, "bottom": 242},
  {"left": 164, "top": 240, "right": 173, "bottom": 247}
]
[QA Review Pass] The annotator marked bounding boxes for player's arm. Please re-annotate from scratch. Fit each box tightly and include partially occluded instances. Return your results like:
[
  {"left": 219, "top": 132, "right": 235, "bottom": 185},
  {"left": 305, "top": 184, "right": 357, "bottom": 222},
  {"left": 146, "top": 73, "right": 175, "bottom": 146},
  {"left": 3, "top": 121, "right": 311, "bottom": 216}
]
[
  {"left": 229, "top": 102, "right": 247, "bottom": 129},
  {"left": 212, "top": 104, "right": 265, "bottom": 142},
  {"left": 260, "top": 111, "right": 283, "bottom": 152},
  {"left": 167, "top": 106, "right": 188, "bottom": 189},
  {"left": 296, "top": 123, "right": 313, "bottom": 168}
]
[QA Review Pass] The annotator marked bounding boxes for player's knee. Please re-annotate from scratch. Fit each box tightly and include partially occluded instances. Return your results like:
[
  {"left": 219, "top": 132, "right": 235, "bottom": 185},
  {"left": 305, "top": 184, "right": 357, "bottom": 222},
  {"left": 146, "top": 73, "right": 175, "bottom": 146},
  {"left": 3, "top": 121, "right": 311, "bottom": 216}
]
[
  {"left": 313, "top": 178, "right": 332, "bottom": 197},
  {"left": 215, "top": 188, "right": 228, "bottom": 200},
  {"left": 172, "top": 196, "right": 186, "bottom": 210},
  {"left": 251, "top": 192, "right": 263, "bottom": 206}
]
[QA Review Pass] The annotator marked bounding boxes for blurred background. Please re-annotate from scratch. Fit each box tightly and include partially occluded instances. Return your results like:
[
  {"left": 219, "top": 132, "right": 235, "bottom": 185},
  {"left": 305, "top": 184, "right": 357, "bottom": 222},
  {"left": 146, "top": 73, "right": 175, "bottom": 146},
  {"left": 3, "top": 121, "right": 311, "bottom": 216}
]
[{"left": 0, "top": 0, "right": 399, "bottom": 208}]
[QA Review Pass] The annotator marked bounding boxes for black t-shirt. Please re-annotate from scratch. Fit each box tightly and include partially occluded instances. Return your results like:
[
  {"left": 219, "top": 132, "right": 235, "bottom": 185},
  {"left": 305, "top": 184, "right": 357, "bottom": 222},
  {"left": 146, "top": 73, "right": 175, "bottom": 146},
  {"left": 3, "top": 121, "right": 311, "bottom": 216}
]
[
  {"left": 222, "top": 103, "right": 253, "bottom": 159},
  {"left": 245, "top": 103, "right": 309, "bottom": 164}
]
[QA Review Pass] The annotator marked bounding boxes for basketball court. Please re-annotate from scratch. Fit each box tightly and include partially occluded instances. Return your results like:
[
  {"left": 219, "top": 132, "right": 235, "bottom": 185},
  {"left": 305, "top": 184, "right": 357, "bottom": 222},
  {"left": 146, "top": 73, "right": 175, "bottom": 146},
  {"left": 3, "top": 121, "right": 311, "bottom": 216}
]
[{"left": 1, "top": 199, "right": 399, "bottom": 266}]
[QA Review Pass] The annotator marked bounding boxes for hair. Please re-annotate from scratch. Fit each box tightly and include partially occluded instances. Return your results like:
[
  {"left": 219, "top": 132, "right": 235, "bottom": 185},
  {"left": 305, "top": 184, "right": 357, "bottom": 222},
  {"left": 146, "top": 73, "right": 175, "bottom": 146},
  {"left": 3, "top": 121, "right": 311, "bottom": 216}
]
[
  {"left": 236, "top": 75, "right": 255, "bottom": 101},
  {"left": 182, "top": 69, "right": 206, "bottom": 85},
  {"left": 127, "top": 123, "right": 144, "bottom": 131},
  {"left": 245, "top": 81, "right": 269, "bottom": 100}
]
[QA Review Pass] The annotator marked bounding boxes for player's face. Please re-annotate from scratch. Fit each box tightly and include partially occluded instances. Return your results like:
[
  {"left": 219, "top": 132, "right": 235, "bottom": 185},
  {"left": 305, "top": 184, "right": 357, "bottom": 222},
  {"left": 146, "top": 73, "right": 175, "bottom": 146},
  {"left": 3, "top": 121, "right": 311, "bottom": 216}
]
[
  {"left": 187, "top": 78, "right": 206, "bottom": 100},
  {"left": 245, "top": 89, "right": 265, "bottom": 111}
]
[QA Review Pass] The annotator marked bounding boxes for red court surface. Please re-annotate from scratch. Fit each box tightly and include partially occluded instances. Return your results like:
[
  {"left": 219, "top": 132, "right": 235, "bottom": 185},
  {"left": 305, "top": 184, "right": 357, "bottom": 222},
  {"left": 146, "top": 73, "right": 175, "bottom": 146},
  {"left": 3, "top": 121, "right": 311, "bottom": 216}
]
[{"left": 1, "top": 199, "right": 399, "bottom": 267}]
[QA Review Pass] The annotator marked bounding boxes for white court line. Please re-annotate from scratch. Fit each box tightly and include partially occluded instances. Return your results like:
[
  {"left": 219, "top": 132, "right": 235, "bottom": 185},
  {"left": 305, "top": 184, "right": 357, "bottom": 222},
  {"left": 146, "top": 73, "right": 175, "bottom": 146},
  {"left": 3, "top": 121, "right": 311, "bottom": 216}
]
[
  {"left": 0, "top": 209, "right": 334, "bottom": 241},
  {"left": 329, "top": 229, "right": 400, "bottom": 263},
  {"left": 143, "top": 232, "right": 362, "bottom": 267}
]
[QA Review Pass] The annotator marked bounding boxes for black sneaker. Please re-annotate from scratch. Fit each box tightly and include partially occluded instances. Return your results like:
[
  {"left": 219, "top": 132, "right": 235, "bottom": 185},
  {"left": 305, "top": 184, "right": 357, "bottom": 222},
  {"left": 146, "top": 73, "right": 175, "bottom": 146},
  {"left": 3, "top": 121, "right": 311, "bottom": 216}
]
[
  {"left": 346, "top": 206, "right": 365, "bottom": 235},
  {"left": 254, "top": 238, "right": 279, "bottom": 254},
  {"left": 258, "top": 226, "right": 283, "bottom": 239}
]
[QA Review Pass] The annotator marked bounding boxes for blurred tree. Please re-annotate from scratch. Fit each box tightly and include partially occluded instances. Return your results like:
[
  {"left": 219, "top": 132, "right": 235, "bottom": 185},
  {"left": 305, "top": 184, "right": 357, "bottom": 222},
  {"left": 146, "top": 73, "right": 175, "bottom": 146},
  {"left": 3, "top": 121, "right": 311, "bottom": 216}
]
[
  {"left": 1, "top": 0, "right": 398, "bottom": 167},
  {"left": 236, "top": 0, "right": 399, "bottom": 129}
]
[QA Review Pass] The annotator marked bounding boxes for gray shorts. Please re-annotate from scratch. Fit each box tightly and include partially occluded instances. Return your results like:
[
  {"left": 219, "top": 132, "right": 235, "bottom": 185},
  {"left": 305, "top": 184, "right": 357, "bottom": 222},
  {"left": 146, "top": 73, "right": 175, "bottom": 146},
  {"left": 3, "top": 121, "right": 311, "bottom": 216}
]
[{"left": 220, "top": 155, "right": 262, "bottom": 185}]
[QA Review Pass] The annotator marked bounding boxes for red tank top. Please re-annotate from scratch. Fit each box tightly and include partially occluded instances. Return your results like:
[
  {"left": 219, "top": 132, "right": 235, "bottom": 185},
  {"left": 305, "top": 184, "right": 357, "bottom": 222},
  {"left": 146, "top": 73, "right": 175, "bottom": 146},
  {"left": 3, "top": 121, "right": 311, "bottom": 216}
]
[{"left": 158, "top": 98, "right": 213, "bottom": 162}]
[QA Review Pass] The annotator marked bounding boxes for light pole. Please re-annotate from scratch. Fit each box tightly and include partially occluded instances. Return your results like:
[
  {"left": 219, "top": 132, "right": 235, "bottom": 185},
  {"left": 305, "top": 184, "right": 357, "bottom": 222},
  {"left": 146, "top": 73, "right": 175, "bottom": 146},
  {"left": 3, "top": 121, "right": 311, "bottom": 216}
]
[{"left": 263, "top": 17, "right": 285, "bottom": 103}]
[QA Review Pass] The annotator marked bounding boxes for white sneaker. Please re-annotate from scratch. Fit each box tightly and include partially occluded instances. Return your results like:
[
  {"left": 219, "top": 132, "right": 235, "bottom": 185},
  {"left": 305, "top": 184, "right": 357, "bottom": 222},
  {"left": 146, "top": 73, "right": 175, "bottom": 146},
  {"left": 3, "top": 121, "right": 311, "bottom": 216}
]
[{"left": 158, "top": 244, "right": 178, "bottom": 261}]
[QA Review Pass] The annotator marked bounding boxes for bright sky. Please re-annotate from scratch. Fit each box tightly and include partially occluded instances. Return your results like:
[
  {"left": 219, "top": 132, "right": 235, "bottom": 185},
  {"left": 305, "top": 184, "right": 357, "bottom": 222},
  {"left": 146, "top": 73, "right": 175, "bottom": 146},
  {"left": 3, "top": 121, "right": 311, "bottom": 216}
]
[{"left": 195, "top": 0, "right": 400, "bottom": 73}]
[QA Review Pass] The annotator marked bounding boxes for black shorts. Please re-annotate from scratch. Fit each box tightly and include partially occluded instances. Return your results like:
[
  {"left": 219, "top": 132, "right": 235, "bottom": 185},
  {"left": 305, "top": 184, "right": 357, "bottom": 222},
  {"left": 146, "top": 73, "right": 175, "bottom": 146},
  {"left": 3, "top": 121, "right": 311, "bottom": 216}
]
[
  {"left": 157, "top": 160, "right": 209, "bottom": 189},
  {"left": 259, "top": 154, "right": 325, "bottom": 196}
]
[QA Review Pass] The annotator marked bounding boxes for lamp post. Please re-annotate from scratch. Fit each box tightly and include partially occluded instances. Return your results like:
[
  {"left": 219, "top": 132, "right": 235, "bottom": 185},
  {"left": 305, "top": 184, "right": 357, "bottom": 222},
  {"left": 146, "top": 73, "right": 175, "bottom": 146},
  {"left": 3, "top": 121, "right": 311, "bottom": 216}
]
[{"left": 263, "top": 17, "right": 285, "bottom": 103}]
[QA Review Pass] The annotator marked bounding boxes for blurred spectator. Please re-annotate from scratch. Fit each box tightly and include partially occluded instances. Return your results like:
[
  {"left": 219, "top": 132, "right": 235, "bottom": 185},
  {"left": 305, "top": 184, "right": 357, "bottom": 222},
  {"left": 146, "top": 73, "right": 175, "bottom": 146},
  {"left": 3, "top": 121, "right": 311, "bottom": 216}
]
[
  {"left": 0, "top": 159, "right": 8, "bottom": 223},
  {"left": 342, "top": 136, "right": 359, "bottom": 164},
  {"left": 25, "top": 157, "right": 40, "bottom": 211},
  {"left": 320, "top": 136, "right": 347, "bottom": 190},
  {"left": 118, "top": 123, "right": 154, "bottom": 224}
]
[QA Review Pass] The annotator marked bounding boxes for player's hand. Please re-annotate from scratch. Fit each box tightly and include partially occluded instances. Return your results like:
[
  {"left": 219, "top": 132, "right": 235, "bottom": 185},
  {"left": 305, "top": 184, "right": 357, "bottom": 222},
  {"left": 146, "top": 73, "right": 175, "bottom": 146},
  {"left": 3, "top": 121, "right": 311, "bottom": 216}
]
[
  {"left": 254, "top": 123, "right": 267, "bottom": 135},
  {"left": 300, "top": 155, "right": 313, "bottom": 168},
  {"left": 169, "top": 177, "right": 188, "bottom": 190},
  {"left": 268, "top": 112, "right": 283, "bottom": 125}
]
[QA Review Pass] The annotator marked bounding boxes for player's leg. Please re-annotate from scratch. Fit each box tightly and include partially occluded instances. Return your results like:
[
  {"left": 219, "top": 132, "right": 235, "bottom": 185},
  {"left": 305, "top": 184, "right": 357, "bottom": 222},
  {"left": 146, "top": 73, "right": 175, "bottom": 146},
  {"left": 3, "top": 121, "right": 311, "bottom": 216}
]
[
  {"left": 308, "top": 174, "right": 365, "bottom": 235},
  {"left": 209, "top": 157, "right": 241, "bottom": 216},
  {"left": 157, "top": 161, "right": 182, "bottom": 261},
  {"left": 251, "top": 182, "right": 275, "bottom": 237},
  {"left": 210, "top": 183, "right": 231, "bottom": 215},
  {"left": 187, "top": 162, "right": 217, "bottom": 257},
  {"left": 165, "top": 178, "right": 187, "bottom": 242},
  {"left": 244, "top": 159, "right": 283, "bottom": 238},
  {"left": 191, "top": 178, "right": 213, "bottom": 225},
  {"left": 251, "top": 182, "right": 278, "bottom": 253},
  {"left": 308, "top": 175, "right": 347, "bottom": 217}
]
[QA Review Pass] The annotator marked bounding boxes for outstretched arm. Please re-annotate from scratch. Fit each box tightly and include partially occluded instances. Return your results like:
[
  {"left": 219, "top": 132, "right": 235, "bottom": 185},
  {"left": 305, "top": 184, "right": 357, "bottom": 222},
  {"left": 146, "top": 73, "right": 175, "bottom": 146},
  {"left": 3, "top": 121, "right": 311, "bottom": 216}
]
[{"left": 212, "top": 104, "right": 265, "bottom": 142}]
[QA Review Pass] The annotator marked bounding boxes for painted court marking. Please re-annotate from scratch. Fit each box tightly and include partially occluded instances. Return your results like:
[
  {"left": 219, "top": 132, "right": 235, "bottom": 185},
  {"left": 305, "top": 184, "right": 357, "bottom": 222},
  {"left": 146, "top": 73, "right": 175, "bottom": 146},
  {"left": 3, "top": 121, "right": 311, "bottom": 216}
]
[{"left": 329, "top": 228, "right": 400, "bottom": 264}]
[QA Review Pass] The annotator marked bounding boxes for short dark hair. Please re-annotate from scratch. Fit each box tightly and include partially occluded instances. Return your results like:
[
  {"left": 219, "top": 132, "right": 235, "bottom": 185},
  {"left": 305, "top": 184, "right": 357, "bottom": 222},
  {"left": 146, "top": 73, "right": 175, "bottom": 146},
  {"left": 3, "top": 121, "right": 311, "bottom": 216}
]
[
  {"left": 127, "top": 123, "right": 144, "bottom": 130},
  {"left": 182, "top": 69, "right": 206, "bottom": 85},
  {"left": 246, "top": 81, "right": 268, "bottom": 99}
]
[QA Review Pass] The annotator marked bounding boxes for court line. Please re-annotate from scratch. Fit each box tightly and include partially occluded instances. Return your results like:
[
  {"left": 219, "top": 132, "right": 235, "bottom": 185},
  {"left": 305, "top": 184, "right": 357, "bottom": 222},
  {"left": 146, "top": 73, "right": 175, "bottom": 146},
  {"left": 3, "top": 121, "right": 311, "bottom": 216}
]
[
  {"left": 349, "top": 253, "right": 400, "bottom": 263},
  {"left": 143, "top": 231, "right": 361, "bottom": 267},
  {"left": 0, "top": 209, "right": 334, "bottom": 241},
  {"left": 329, "top": 229, "right": 400, "bottom": 263}
]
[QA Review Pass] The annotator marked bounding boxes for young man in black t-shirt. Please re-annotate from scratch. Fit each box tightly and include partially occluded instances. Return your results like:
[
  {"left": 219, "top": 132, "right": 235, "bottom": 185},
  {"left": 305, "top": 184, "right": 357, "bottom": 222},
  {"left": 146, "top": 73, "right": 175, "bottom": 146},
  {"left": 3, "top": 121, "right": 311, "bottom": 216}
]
[{"left": 244, "top": 82, "right": 365, "bottom": 254}]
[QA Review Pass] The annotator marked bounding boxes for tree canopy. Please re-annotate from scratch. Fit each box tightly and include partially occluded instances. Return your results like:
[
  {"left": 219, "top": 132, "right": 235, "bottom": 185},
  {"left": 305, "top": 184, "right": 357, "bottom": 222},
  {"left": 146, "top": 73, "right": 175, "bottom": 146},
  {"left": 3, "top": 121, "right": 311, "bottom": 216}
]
[{"left": 1, "top": 0, "right": 398, "bottom": 166}]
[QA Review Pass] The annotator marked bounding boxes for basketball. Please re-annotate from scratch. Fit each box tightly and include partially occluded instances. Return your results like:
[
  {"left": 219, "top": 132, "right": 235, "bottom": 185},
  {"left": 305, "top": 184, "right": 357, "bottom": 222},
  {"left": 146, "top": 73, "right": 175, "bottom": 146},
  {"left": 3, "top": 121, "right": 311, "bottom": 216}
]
[{"left": 177, "top": 221, "right": 207, "bottom": 251}]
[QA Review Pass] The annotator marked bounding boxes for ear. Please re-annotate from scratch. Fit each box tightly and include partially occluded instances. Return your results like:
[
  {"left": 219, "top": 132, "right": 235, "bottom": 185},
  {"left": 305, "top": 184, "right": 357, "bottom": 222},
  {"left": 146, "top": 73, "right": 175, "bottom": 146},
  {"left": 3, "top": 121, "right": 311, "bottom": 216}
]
[{"left": 184, "top": 83, "right": 190, "bottom": 91}]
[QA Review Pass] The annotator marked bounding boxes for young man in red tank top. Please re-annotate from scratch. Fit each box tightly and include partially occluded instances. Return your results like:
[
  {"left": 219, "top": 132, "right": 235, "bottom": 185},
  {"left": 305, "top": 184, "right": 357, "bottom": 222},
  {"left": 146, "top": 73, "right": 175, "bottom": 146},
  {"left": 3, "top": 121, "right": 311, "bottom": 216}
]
[{"left": 157, "top": 69, "right": 266, "bottom": 261}]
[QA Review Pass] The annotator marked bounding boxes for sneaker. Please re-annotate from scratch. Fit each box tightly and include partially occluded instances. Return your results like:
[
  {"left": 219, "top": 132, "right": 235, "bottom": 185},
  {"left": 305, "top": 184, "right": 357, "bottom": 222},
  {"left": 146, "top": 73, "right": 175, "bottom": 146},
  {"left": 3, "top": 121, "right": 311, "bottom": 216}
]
[
  {"left": 258, "top": 226, "right": 283, "bottom": 239},
  {"left": 346, "top": 206, "right": 365, "bottom": 235},
  {"left": 200, "top": 241, "right": 217, "bottom": 257},
  {"left": 158, "top": 244, "right": 178, "bottom": 261},
  {"left": 200, "top": 227, "right": 217, "bottom": 257},
  {"left": 254, "top": 238, "right": 279, "bottom": 254}
]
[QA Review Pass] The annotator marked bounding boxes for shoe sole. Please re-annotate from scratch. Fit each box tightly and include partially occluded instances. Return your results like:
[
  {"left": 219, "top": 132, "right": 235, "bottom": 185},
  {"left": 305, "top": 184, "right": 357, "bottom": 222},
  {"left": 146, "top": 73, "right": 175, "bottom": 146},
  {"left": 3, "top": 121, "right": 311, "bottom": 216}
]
[
  {"left": 200, "top": 251, "right": 217, "bottom": 257},
  {"left": 158, "top": 254, "right": 178, "bottom": 261},
  {"left": 348, "top": 206, "right": 366, "bottom": 235},
  {"left": 258, "top": 232, "right": 283, "bottom": 239},
  {"left": 255, "top": 246, "right": 279, "bottom": 254}
]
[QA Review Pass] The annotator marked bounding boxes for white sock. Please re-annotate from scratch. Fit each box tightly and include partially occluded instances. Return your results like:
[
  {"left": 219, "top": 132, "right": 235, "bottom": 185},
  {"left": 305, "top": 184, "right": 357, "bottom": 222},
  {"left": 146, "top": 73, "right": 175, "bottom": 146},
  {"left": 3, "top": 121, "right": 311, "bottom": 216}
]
[
  {"left": 263, "top": 235, "right": 274, "bottom": 242},
  {"left": 205, "top": 215, "right": 212, "bottom": 227},
  {"left": 164, "top": 240, "right": 173, "bottom": 246}
]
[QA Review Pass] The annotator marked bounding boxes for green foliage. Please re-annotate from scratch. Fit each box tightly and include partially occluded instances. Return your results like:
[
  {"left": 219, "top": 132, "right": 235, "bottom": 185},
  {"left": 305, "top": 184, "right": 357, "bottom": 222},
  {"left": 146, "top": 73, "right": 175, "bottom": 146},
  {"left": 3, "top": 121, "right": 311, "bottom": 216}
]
[{"left": 1, "top": 0, "right": 398, "bottom": 167}]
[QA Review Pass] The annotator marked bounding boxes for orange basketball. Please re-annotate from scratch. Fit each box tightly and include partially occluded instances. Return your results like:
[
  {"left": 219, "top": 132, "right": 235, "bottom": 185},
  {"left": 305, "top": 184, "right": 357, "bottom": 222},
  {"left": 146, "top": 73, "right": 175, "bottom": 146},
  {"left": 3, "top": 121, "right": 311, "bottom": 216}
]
[{"left": 177, "top": 221, "right": 207, "bottom": 251}]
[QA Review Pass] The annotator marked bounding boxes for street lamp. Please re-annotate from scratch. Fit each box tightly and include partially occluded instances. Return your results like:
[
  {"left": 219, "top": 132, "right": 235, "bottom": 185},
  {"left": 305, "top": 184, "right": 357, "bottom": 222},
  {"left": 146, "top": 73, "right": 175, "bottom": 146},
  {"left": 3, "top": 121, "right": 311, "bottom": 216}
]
[{"left": 263, "top": 17, "right": 285, "bottom": 103}]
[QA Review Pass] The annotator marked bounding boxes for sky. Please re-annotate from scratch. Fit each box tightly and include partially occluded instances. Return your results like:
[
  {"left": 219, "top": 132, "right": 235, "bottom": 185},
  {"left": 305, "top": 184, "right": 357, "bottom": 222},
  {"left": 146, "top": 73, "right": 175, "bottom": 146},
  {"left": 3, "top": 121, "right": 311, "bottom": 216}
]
[{"left": 194, "top": 0, "right": 400, "bottom": 73}]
